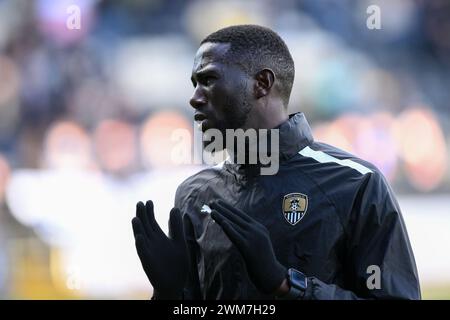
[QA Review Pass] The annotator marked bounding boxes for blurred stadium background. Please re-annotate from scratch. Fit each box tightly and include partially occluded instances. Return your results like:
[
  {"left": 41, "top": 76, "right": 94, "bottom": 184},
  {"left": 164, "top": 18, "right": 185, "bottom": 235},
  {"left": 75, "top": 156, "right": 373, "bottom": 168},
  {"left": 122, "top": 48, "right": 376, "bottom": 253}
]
[{"left": 0, "top": 0, "right": 449, "bottom": 299}]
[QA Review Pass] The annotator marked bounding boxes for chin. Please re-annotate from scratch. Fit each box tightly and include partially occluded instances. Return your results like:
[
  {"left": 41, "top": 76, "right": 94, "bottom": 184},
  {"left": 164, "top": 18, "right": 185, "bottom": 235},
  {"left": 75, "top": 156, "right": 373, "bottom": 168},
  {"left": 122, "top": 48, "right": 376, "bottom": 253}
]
[{"left": 202, "top": 137, "right": 226, "bottom": 151}]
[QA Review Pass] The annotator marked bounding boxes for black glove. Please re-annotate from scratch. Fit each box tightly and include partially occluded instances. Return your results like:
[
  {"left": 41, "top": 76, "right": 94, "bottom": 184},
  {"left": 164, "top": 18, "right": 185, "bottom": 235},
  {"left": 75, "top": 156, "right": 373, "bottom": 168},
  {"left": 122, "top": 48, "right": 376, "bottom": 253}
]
[
  {"left": 131, "top": 200, "right": 188, "bottom": 299},
  {"left": 210, "top": 199, "right": 286, "bottom": 294}
]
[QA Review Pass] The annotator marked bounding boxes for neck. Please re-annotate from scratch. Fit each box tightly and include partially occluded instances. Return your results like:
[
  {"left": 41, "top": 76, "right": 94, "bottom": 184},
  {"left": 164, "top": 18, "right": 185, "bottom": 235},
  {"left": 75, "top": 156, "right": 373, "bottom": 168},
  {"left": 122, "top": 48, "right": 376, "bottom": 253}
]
[
  {"left": 244, "top": 100, "right": 289, "bottom": 130},
  {"left": 226, "top": 101, "right": 288, "bottom": 168}
]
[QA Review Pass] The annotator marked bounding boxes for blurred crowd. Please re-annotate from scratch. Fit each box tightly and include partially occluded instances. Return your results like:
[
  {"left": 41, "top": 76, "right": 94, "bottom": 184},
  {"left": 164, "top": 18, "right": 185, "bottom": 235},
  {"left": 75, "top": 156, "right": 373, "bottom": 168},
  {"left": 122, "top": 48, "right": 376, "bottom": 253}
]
[{"left": 0, "top": 0, "right": 449, "bottom": 298}]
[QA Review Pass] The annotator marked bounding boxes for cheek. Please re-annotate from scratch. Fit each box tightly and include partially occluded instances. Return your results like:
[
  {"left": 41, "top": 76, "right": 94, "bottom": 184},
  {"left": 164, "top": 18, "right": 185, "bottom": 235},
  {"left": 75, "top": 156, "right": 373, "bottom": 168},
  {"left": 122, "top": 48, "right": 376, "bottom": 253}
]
[
  {"left": 226, "top": 81, "right": 251, "bottom": 112},
  {"left": 209, "top": 85, "right": 232, "bottom": 113},
  {"left": 222, "top": 78, "right": 249, "bottom": 103},
  {"left": 209, "top": 78, "right": 251, "bottom": 127}
]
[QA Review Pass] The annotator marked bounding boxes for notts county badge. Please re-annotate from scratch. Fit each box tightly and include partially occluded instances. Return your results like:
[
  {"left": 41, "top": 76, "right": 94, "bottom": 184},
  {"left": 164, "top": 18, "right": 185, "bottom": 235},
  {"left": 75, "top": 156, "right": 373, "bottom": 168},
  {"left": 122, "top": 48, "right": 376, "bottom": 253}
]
[{"left": 282, "top": 193, "right": 308, "bottom": 225}]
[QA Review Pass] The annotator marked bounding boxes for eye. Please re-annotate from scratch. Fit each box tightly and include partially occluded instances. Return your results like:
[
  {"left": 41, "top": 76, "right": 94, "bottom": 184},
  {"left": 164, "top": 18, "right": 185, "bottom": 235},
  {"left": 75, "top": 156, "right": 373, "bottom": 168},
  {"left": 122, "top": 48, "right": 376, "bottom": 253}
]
[{"left": 203, "top": 76, "right": 216, "bottom": 86}]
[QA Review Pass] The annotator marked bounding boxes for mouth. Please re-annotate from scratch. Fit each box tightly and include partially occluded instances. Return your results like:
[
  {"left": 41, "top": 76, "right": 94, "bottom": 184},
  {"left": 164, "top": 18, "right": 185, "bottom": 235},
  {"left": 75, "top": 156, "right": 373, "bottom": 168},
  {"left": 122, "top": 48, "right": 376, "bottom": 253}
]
[
  {"left": 194, "top": 113, "right": 207, "bottom": 122},
  {"left": 194, "top": 113, "right": 210, "bottom": 132}
]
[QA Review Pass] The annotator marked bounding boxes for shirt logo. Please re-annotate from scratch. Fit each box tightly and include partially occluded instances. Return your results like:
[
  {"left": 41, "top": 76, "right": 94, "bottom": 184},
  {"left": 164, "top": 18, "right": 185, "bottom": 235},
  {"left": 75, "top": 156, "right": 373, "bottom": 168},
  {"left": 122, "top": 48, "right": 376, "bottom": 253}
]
[
  {"left": 201, "top": 204, "right": 212, "bottom": 214},
  {"left": 282, "top": 193, "right": 308, "bottom": 225}
]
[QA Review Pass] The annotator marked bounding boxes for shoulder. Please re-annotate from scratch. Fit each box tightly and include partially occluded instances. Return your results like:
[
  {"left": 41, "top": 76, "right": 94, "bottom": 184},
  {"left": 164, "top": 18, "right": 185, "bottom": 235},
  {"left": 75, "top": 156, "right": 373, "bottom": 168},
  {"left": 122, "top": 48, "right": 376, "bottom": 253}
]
[
  {"left": 174, "top": 162, "right": 226, "bottom": 208},
  {"left": 293, "top": 141, "right": 394, "bottom": 219},
  {"left": 292, "top": 141, "right": 387, "bottom": 192},
  {"left": 296, "top": 142, "right": 379, "bottom": 177},
  {"left": 307, "top": 142, "right": 389, "bottom": 189}
]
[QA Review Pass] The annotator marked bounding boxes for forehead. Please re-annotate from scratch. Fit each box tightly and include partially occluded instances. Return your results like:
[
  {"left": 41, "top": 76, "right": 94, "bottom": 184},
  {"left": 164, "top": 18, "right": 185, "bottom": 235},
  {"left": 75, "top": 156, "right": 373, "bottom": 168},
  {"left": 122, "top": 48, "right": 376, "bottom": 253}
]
[{"left": 192, "top": 42, "right": 231, "bottom": 72}]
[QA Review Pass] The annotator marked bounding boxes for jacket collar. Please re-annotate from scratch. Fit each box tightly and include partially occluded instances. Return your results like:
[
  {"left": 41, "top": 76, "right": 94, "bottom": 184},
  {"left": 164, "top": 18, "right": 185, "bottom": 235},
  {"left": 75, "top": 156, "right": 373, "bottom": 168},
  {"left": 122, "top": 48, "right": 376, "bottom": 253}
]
[
  {"left": 277, "top": 112, "right": 314, "bottom": 161},
  {"left": 223, "top": 112, "right": 314, "bottom": 175}
]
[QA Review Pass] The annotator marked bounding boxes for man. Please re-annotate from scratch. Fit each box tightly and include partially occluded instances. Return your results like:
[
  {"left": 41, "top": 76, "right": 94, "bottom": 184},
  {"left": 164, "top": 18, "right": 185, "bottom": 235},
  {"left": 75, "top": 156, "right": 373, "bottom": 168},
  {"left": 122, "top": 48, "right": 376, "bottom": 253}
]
[{"left": 131, "top": 25, "right": 421, "bottom": 300}]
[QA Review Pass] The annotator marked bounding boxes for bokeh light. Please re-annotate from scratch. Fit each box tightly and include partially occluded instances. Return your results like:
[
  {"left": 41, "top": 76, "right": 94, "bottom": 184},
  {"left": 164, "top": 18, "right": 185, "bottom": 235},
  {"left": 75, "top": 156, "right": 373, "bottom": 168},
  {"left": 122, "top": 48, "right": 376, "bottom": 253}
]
[
  {"left": 313, "top": 112, "right": 399, "bottom": 181},
  {"left": 140, "top": 111, "right": 193, "bottom": 169},
  {"left": 0, "top": 154, "right": 10, "bottom": 203},
  {"left": 0, "top": 0, "right": 449, "bottom": 299},
  {"left": 393, "top": 107, "right": 448, "bottom": 191},
  {"left": 43, "top": 121, "right": 94, "bottom": 170},
  {"left": 93, "top": 119, "right": 137, "bottom": 174},
  {"left": 36, "top": 0, "right": 96, "bottom": 46}
]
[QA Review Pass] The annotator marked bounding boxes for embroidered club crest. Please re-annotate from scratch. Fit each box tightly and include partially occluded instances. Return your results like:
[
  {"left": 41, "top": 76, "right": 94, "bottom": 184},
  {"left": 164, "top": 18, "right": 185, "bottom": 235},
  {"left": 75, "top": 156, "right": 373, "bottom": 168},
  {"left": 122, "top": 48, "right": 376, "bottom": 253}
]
[{"left": 282, "top": 193, "right": 308, "bottom": 225}]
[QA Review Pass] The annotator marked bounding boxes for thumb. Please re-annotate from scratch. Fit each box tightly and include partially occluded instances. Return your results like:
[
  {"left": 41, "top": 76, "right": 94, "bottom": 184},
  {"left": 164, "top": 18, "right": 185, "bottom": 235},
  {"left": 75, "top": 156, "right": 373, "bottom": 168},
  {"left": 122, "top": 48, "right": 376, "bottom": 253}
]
[
  {"left": 168, "top": 208, "right": 185, "bottom": 243},
  {"left": 135, "top": 234, "right": 151, "bottom": 267}
]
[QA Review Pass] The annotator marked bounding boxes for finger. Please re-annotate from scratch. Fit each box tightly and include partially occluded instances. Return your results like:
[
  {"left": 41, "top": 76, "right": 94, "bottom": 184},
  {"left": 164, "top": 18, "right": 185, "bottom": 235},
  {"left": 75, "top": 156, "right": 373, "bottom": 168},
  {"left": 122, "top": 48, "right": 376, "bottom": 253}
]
[
  {"left": 137, "top": 200, "right": 164, "bottom": 237},
  {"left": 132, "top": 217, "right": 146, "bottom": 238},
  {"left": 183, "top": 214, "right": 196, "bottom": 264},
  {"left": 211, "top": 210, "right": 246, "bottom": 233},
  {"left": 145, "top": 200, "right": 165, "bottom": 235},
  {"left": 135, "top": 234, "right": 154, "bottom": 269},
  {"left": 133, "top": 218, "right": 154, "bottom": 251},
  {"left": 136, "top": 201, "right": 153, "bottom": 238},
  {"left": 214, "top": 200, "right": 252, "bottom": 223},
  {"left": 210, "top": 201, "right": 250, "bottom": 229},
  {"left": 214, "top": 200, "right": 267, "bottom": 231},
  {"left": 211, "top": 210, "right": 246, "bottom": 245},
  {"left": 168, "top": 207, "right": 185, "bottom": 242}
]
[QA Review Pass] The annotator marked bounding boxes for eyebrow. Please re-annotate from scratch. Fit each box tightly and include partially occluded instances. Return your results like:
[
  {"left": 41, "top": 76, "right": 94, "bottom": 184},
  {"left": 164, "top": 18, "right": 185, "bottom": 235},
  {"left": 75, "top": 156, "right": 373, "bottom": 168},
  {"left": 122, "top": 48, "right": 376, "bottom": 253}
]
[{"left": 191, "top": 66, "right": 220, "bottom": 84}]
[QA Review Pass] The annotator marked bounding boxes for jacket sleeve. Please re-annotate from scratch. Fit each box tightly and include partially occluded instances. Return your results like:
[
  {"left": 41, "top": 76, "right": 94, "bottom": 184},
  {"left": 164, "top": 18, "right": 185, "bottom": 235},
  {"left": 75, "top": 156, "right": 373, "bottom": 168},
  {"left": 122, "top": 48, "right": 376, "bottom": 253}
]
[{"left": 303, "top": 171, "right": 421, "bottom": 300}]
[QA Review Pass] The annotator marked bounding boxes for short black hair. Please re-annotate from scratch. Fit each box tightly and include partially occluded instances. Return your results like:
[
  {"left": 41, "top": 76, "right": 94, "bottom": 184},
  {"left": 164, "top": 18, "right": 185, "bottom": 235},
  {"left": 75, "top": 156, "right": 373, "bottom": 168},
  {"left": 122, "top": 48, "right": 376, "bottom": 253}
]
[{"left": 201, "top": 24, "right": 295, "bottom": 106}]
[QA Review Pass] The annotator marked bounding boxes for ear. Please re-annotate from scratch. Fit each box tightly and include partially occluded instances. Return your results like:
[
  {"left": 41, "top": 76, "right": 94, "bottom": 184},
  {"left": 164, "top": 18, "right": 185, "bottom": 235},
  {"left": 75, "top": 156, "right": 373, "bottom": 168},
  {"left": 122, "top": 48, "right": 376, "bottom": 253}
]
[{"left": 254, "top": 69, "right": 275, "bottom": 99}]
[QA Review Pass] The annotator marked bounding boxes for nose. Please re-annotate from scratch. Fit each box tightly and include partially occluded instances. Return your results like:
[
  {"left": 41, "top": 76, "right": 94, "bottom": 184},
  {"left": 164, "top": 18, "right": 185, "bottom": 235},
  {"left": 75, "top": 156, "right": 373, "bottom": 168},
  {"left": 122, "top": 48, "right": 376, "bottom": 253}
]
[{"left": 189, "top": 87, "right": 207, "bottom": 109}]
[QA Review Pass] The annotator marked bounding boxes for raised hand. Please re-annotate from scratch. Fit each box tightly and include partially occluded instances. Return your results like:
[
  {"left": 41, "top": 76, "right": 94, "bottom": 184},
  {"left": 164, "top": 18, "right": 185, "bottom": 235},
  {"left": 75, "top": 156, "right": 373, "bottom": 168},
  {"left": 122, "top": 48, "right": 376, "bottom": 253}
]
[
  {"left": 210, "top": 199, "right": 286, "bottom": 294},
  {"left": 132, "top": 200, "right": 188, "bottom": 299}
]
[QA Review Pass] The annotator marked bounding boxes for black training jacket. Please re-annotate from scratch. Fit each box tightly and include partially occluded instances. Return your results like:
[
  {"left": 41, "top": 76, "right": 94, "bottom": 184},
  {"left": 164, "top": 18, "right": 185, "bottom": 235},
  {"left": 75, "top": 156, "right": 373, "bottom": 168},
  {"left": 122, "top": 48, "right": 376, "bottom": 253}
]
[{"left": 174, "top": 112, "right": 421, "bottom": 300}]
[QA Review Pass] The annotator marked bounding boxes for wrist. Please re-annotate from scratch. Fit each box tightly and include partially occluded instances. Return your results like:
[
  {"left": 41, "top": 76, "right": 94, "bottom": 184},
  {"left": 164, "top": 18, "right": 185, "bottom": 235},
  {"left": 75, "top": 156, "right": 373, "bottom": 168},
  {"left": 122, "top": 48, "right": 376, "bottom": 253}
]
[
  {"left": 274, "top": 278, "right": 290, "bottom": 297},
  {"left": 276, "top": 268, "right": 308, "bottom": 300}
]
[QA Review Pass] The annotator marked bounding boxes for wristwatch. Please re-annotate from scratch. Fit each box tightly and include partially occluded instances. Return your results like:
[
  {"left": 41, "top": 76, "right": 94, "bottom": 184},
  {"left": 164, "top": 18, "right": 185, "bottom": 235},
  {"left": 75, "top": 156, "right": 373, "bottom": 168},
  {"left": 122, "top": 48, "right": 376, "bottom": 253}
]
[{"left": 278, "top": 268, "right": 308, "bottom": 300}]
